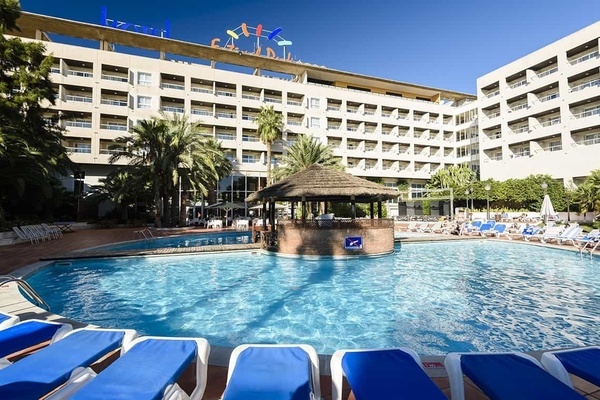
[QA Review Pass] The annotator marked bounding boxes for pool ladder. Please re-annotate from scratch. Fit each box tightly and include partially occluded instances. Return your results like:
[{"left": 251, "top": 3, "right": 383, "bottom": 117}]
[
  {"left": 0, "top": 275, "right": 50, "bottom": 311},
  {"left": 135, "top": 228, "right": 155, "bottom": 241}
]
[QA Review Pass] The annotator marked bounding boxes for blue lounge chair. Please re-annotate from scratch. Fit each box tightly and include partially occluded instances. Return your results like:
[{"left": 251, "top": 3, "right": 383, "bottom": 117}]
[
  {"left": 487, "top": 223, "right": 509, "bottom": 238},
  {"left": 0, "top": 311, "right": 19, "bottom": 330},
  {"left": 0, "top": 327, "right": 136, "bottom": 400},
  {"left": 330, "top": 348, "right": 446, "bottom": 400},
  {"left": 445, "top": 352, "right": 585, "bottom": 399},
  {"left": 477, "top": 223, "right": 494, "bottom": 236},
  {"left": 0, "top": 320, "right": 71, "bottom": 363},
  {"left": 541, "top": 346, "right": 600, "bottom": 388},
  {"left": 221, "top": 344, "right": 321, "bottom": 400},
  {"left": 65, "top": 336, "right": 210, "bottom": 400},
  {"left": 520, "top": 225, "right": 541, "bottom": 241}
]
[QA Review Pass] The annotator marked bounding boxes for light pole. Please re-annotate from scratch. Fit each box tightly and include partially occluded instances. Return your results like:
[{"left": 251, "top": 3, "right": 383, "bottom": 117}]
[
  {"left": 470, "top": 186, "right": 474, "bottom": 211},
  {"left": 541, "top": 182, "right": 548, "bottom": 225},
  {"left": 485, "top": 184, "right": 491, "bottom": 220}
]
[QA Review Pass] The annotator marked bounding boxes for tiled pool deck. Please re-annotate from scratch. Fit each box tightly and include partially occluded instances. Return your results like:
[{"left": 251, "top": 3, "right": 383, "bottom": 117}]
[{"left": 0, "top": 225, "right": 599, "bottom": 399}]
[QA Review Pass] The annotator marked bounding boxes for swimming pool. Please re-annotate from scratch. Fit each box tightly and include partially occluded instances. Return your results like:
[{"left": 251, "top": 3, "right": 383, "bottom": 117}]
[
  {"left": 27, "top": 241, "right": 600, "bottom": 355},
  {"left": 98, "top": 231, "right": 252, "bottom": 251}
]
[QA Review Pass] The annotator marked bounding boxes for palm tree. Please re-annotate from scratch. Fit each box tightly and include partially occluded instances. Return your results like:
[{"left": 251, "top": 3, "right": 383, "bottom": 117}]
[
  {"left": 574, "top": 169, "right": 600, "bottom": 218},
  {"left": 273, "top": 135, "right": 342, "bottom": 181},
  {"left": 255, "top": 105, "right": 283, "bottom": 185}
]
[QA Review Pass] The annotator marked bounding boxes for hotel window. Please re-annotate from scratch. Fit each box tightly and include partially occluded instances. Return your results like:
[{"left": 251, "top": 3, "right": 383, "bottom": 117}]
[
  {"left": 137, "top": 96, "right": 152, "bottom": 109},
  {"left": 137, "top": 72, "right": 152, "bottom": 86},
  {"left": 310, "top": 117, "right": 321, "bottom": 128},
  {"left": 310, "top": 98, "right": 320, "bottom": 109},
  {"left": 411, "top": 183, "right": 425, "bottom": 198}
]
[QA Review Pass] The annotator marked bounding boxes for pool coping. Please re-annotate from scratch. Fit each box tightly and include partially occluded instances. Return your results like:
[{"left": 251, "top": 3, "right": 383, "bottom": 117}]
[{"left": 1, "top": 235, "right": 596, "bottom": 377}]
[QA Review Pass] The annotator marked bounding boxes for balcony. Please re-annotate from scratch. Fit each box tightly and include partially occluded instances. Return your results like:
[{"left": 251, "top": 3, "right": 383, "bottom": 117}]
[
  {"left": 216, "top": 111, "right": 236, "bottom": 119},
  {"left": 66, "top": 145, "right": 92, "bottom": 154},
  {"left": 162, "top": 106, "right": 184, "bottom": 114},
  {"left": 65, "top": 95, "right": 92, "bottom": 104},
  {"left": 216, "top": 90, "right": 236, "bottom": 97},
  {"left": 100, "top": 98, "right": 127, "bottom": 107},
  {"left": 287, "top": 100, "right": 302, "bottom": 107},
  {"left": 101, "top": 74, "right": 128, "bottom": 83},
  {"left": 67, "top": 70, "right": 93, "bottom": 78},
  {"left": 191, "top": 109, "right": 213, "bottom": 117},
  {"left": 573, "top": 107, "right": 600, "bottom": 119},
  {"left": 536, "top": 67, "right": 558, "bottom": 79},
  {"left": 100, "top": 122, "right": 128, "bottom": 131},
  {"left": 264, "top": 97, "right": 282, "bottom": 104},
  {"left": 508, "top": 80, "right": 527, "bottom": 90},
  {"left": 569, "top": 50, "right": 599, "bottom": 66},
  {"left": 65, "top": 120, "right": 92, "bottom": 129},
  {"left": 192, "top": 87, "right": 213, "bottom": 94},
  {"left": 570, "top": 79, "right": 600, "bottom": 93},
  {"left": 160, "top": 82, "right": 185, "bottom": 91}
]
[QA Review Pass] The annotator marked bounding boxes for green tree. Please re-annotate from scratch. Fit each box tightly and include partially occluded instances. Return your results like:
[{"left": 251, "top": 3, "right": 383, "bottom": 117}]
[
  {"left": 573, "top": 169, "right": 600, "bottom": 218},
  {"left": 273, "top": 135, "right": 342, "bottom": 181},
  {"left": 110, "top": 113, "right": 231, "bottom": 227},
  {"left": 255, "top": 105, "right": 282, "bottom": 185},
  {"left": 0, "top": 0, "right": 73, "bottom": 220}
]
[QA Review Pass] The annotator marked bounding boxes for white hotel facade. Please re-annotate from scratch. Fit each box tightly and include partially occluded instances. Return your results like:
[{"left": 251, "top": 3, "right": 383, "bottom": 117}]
[{"left": 12, "top": 12, "right": 600, "bottom": 210}]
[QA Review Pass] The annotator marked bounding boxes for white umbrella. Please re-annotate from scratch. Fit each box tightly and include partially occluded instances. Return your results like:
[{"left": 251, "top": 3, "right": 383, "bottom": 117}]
[
  {"left": 249, "top": 204, "right": 286, "bottom": 210},
  {"left": 540, "top": 194, "right": 555, "bottom": 222},
  {"left": 207, "top": 201, "right": 246, "bottom": 218}
]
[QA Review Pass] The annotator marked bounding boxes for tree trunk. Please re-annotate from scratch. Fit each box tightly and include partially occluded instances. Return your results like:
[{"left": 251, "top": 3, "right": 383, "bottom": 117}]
[
  {"left": 154, "top": 177, "right": 162, "bottom": 228},
  {"left": 266, "top": 143, "right": 272, "bottom": 185}
]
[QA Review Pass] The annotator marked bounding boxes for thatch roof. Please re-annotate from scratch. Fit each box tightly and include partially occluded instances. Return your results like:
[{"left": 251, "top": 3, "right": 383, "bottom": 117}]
[{"left": 246, "top": 165, "right": 399, "bottom": 203}]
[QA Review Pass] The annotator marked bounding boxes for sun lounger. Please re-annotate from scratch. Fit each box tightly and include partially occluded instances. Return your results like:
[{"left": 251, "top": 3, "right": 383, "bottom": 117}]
[
  {"left": 0, "top": 312, "right": 19, "bottom": 330},
  {"left": 477, "top": 223, "right": 494, "bottom": 236},
  {"left": 221, "top": 344, "right": 321, "bottom": 400},
  {"left": 423, "top": 222, "right": 442, "bottom": 233},
  {"left": 486, "top": 223, "right": 509, "bottom": 239},
  {"left": 331, "top": 348, "right": 446, "bottom": 400},
  {"left": 64, "top": 336, "right": 210, "bottom": 400},
  {"left": 554, "top": 226, "right": 583, "bottom": 245},
  {"left": 445, "top": 352, "right": 585, "bottom": 399},
  {"left": 406, "top": 221, "right": 418, "bottom": 232},
  {"left": 417, "top": 222, "right": 430, "bottom": 232},
  {"left": 541, "top": 346, "right": 600, "bottom": 388},
  {"left": 0, "top": 327, "right": 136, "bottom": 399},
  {"left": 0, "top": 320, "right": 71, "bottom": 364},
  {"left": 574, "top": 229, "right": 600, "bottom": 248},
  {"left": 41, "top": 223, "right": 63, "bottom": 239},
  {"left": 538, "top": 226, "right": 566, "bottom": 243}
]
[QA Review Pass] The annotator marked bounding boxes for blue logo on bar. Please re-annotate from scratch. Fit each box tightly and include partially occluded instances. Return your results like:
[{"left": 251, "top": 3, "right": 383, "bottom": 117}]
[
  {"left": 101, "top": 7, "right": 170, "bottom": 38},
  {"left": 345, "top": 236, "right": 363, "bottom": 250}
]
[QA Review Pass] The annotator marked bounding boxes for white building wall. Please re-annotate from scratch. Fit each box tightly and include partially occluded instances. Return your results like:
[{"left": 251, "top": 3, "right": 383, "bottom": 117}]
[{"left": 478, "top": 21, "right": 600, "bottom": 185}]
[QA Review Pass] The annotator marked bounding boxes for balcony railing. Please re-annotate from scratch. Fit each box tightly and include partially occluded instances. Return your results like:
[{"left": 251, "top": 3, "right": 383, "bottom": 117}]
[
  {"left": 509, "top": 80, "right": 527, "bottom": 89},
  {"left": 570, "top": 79, "right": 600, "bottom": 93},
  {"left": 67, "top": 70, "right": 93, "bottom": 78},
  {"left": 287, "top": 100, "right": 302, "bottom": 106},
  {"left": 510, "top": 103, "right": 528, "bottom": 112},
  {"left": 160, "top": 83, "right": 185, "bottom": 91},
  {"left": 573, "top": 107, "right": 600, "bottom": 119},
  {"left": 264, "top": 97, "right": 282, "bottom": 104},
  {"left": 578, "top": 136, "right": 600, "bottom": 145},
  {"left": 50, "top": 67, "right": 61, "bottom": 74},
  {"left": 485, "top": 90, "right": 500, "bottom": 98},
  {"left": 216, "top": 133, "right": 235, "bottom": 141},
  {"left": 66, "top": 146, "right": 91, "bottom": 153},
  {"left": 242, "top": 114, "right": 256, "bottom": 121},
  {"left": 512, "top": 126, "right": 529, "bottom": 134},
  {"left": 99, "top": 148, "right": 122, "bottom": 155},
  {"left": 242, "top": 94, "right": 260, "bottom": 100},
  {"left": 65, "top": 120, "right": 92, "bottom": 128},
  {"left": 539, "top": 93, "right": 559, "bottom": 102},
  {"left": 101, "top": 74, "right": 128, "bottom": 83},
  {"left": 65, "top": 95, "right": 92, "bottom": 103},
  {"left": 242, "top": 136, "right": 259, "bottom": 142},
  {"left": 191, "top": 109, "right": 213, "bottom": 116},
  {"left": 542, "top": 144, "right": 562, "bottom": 152},
  {"left": 100, "top": 98, "right": 127, "bottom": 107},
  {"left": 100, "top": 123, "right": 127, "bottom": 131},
  {"left": 192, "top": 87, "right": 213, "bottom": 94},
  {"left": 216, "top": 90, "right": 235, "bottom": 97},
  {"left": 569, "top": 50, "right": 599, "bottom": 65},
  {"left": 327, "top": 125, "right": 341, "bottom": 130},
  {"left": 540, "top": 118, "right": 561, "bottom": 127},
  {"left": 162, "top": 106, "right": 184, "bottom": 114},
  {"left": 512, "top": 150, "right": 530, "bottom": 158},
  {"left": 536, "top": 67, "right": 558, "bottom": 78},
  {"left": 216, "top": 112, "right": 236, "bottom": 119},
  {"left": 287, "top": 121, "right": 301, "bottom": 126}
]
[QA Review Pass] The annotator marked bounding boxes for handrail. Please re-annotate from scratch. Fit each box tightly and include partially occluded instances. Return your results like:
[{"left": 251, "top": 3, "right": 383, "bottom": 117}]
[
  {"left": 135, "top": 228, "right": 155, "bottom": 241},
  {"left": 0, "top": 275, "right": 50, "bottom": 311}
]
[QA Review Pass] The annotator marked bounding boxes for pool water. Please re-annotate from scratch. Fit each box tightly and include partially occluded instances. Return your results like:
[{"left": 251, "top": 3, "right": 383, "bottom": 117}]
[
  {"left": 99, "top": 231, "right": 252, "bottom": 251},
  {"left": 27, "top": 241, "right": 600, "bottom": 355}
]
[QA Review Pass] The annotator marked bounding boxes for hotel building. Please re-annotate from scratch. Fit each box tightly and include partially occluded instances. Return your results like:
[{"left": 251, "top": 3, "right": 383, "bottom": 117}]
[
  {"left": 478, "top": 21, "right": 600, "bottom": 187},
  {"left": 10, "top": 12, "right": 600, "bottom": 213}
]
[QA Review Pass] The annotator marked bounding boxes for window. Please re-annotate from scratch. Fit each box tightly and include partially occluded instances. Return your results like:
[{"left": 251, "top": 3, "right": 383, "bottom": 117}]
[
  {"left": 310, "top": 98, "right": 320, "bottom": 109},
  {"left": 137, "top": 96, "right": 152, "bottom": 109},
  {"left": 137, "top": 72, "right": 152, "bottom": 86},
  {"left": 310, "top": 117, "right": 320, "bottom": 128},
  {"left": 411, "top": 183, "right": 426, "bottom": 199}
]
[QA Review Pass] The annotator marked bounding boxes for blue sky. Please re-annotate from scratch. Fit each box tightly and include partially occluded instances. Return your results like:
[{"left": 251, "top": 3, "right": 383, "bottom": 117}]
[{"left": 20, "top": 0, "right": 600, "bottom": 94}]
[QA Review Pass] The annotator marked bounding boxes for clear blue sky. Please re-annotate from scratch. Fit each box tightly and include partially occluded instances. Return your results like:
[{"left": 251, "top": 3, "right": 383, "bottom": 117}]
[{"left": 20, "top": 0, "right": 600, "bottom": 94}]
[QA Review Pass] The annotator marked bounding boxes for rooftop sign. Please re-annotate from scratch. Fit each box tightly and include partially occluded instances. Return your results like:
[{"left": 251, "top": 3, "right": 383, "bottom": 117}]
[
  {"left": 100, "top": 7, "right": 170, "bottom": 38},
  {"left": 211, "top": 23, "right": 293, "bottom": 61}
]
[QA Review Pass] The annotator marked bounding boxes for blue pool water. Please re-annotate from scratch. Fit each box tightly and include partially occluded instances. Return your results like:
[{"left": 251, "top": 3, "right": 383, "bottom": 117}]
[
  {"left": 98, "top": 231, "right": 252, "bottom": 251},
  {"left": 27, "top": 241, "right": 600, "bottom": 355}
]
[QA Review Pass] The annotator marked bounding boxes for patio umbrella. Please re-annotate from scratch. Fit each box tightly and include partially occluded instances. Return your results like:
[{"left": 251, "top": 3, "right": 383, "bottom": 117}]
[
  {"left": 540, "top": 194, "right": 555, "bottom": 222},
  {"left": 249, "top": 204, "right": 286, "bottom": 210}
]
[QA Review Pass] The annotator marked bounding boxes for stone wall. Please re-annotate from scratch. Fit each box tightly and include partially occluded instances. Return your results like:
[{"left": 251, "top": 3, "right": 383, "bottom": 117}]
[{"left": 276, "top": 224, "right": 394, "bottom": 256}]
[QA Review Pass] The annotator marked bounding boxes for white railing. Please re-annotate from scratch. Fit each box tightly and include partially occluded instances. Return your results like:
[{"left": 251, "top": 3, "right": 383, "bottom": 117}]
[
  {"left": 579, "top": 136, "right": 600, "bottom": 145},
  {"left": 216, "top": 90, "right": 235, "bottom": 97},
  {"left": 287, "top": 100, "right": 302, "bottom": 106},
  {"left": 191, "top": 109, "right": 212, "bottom": 116},
  {"left": 216, "top": 134, "right": 235, "bottom": 141},
  {"left": 100, "top": 98, "right": 127, "bottom": 107},
  {"left": 100, "top": 123, "right": 127, "bottom": 131},
  {"left": 66, "top": 146, "right": 91, "bottom": 153},
  {"left": 569, "top": 50, "right": 599, "bottom": 65},
  {"left": 241, "top": 115, "right": 256, "bottom": 121},
  {"left": 242, "top": 94, "right": 259, "bottom": 100},
  {"left": 216, "top": 112, "right": 235, "bottom": 119},
  {"left": 347, "top": 127, "right": 358, "bottom": 132},
  {"left": 513, "top": 150, "right": 530, "bottom": 158},
  {"left": 382, "top": 113, "right": 392, "bottom": 118},
  {"left": 101, "top": 74, "right": 128, "bottom": 83},
  {"left": 242, "top": 157, "right": 258, "bottom": 163},
  {"left": 540, "top": 118, "right": 561, "bottom": 127},
  {"left": 512, "top": 126, "right": 529, "bottom": 134},
  {"left": 65, "top": 95, "right": 92, "bottom": 103},
  {"left": 67, "top": 70, "right": 93, "bottom": 78},
  {"left": 487, "top": 133, "right": 501, "bottom": 140},
  {"left": 242, "top": 136, "right": 259, "bottom": 142},
  {"left": 327, "top": 125, "right": 341, "bottom": 130},
  {"left": 346, "top": 108, "right": 359, "bottom": 113},
  {"left": 542, "top": 144, "right": 562, "bottom": 152},
  {"left": 510, "top": 103, "right": 528, "bottom": 112},
  {"left": 162, "top": 106, "right": 184, "bottom": 114},
  {"left": 570, "top": 79, "right": 600, "bottom": 93},
  {"left": 537, "top": 67, "right": 558, "bottom": 78},
  {"left": 573, "top": 107, "right": 600, "bottom": 119},
  {"left": 327, "top": 106, "right": 340, "bottom": 111},
  {"left": 65, "top": 120, "right": 92, "bottom": 128},
  {"left": 192, "top": 87, "right": 213, "bottom": 94},
  {"left": 509, "top": 80, "right": 527, "bottom": 89},
  {"left": 287, "top": 121, "right": 301, "bottom": 126},
  {"left": 364, "top": 111, "right": 376, "bottom": 116},
  {"left": 539, "top": 93, "right": 559, "bottom": 102},
  {"left": 381, "top": 130, "right": 392, "bottom": 135},
  {"left": 160, "top": 83, "right": 184, "bottom": 91},
  {"left": 50, "top": 67, "right": 61, "bottom": 74},
  {"left": 486, "top": 90, "right": 500, "bottom": 98},
  {"left": 264, "top": 97, "right": 282, "bottom": 104}
]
